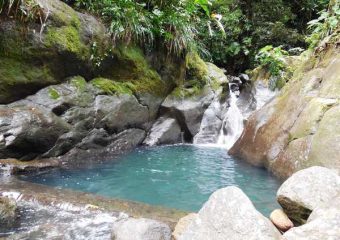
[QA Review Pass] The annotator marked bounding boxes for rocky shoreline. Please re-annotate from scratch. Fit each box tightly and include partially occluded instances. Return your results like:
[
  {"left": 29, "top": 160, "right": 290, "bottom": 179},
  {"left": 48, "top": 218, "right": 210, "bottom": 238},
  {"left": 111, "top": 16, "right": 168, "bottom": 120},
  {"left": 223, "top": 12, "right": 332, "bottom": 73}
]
[{"left": 1, "top": 166, "right": 339, "bottom": 239}]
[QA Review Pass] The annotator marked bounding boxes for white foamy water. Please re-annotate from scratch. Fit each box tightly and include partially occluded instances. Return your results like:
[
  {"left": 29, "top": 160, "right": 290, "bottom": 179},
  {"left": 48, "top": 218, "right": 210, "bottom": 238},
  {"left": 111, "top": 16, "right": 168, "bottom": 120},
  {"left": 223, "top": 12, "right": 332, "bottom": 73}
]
[{"left": 217, "top": 91, "right": 244, "bottom": 149}]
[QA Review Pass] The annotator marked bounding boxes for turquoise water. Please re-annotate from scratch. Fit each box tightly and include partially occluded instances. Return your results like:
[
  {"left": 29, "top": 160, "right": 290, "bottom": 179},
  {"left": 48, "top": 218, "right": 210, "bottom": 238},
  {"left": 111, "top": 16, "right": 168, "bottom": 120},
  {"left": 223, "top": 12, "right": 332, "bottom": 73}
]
[{"left": 20, "top": 145, "right": 281, "bottom": 215}]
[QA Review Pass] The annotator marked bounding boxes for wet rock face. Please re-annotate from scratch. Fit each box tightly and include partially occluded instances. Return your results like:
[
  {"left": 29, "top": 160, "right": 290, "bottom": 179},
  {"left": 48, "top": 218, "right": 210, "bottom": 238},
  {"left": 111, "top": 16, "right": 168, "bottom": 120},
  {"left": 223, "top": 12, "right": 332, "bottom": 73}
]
[
  {"left": 0, "top": 196, "right": 17, "bottom": 227},
  {"left": 111, "top": 218, "right": 172, "bottom": 240},
  {"left": 161, "top": 86, "right": 216, "bottom": 140},
  {"left": 230, "top": 48, "right": 340, "bottom": 178},
  {"left": 143, "top": 117, "right": 182, "bottom": 146},
  {"left": 178, "top": 186, "right": 281, "bottom": 240},
  {"left": 277, "top": 166, "right": 340, "bottom": 225}
]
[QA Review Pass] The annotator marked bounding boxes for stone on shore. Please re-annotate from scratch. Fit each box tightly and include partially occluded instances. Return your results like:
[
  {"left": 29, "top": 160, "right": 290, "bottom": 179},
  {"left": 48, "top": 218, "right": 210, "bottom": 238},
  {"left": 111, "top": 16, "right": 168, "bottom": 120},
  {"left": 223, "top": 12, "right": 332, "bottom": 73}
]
[
  {"left": 270, "top": 209, "right": 294, "bottom": 232},
  {"left": 112, "top": 218, "right": 172, "bottom": 240},
  {"left": 178, "top": 186, "right": 282, "bottom": 240},
  {"left": 277, "top": 166, "right": 340, "bottom": 225}
]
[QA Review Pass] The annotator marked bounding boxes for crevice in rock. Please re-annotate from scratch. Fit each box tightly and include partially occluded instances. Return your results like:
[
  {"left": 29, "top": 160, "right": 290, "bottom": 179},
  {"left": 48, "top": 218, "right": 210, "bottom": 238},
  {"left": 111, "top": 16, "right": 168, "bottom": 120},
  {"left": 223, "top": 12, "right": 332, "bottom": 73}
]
[{"left": 159, "top": 107, "right": 193, "bottom": 142}]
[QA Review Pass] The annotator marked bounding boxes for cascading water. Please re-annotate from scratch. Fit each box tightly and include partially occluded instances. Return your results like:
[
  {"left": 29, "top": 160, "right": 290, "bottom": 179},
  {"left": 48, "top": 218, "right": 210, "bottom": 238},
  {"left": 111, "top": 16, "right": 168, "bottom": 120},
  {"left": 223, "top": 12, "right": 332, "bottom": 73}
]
[{"left": 216, "top": 89, "right": 244, "bottom": 149}]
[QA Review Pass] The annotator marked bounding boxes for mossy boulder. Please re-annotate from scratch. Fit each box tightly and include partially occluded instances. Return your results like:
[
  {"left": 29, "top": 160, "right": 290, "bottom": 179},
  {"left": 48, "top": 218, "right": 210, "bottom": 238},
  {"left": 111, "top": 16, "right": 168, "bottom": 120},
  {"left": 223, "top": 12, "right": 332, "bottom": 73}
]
[
  {"left": 97, "top": 46, "right": 170, "bottom": 97},
  {"left": 0, "top": 0, "right": 108, "bottom": 104}
]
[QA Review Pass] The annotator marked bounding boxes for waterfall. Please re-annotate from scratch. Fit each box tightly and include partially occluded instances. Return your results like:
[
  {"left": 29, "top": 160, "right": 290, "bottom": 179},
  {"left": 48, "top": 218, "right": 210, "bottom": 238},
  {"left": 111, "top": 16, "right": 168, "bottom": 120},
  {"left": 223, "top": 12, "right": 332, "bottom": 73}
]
[
  {"left": 216, "top": 90, "right": 244, "bottom": 149},
  {"left": 194, "top": 79, "right": 277, "bottom": 149}
]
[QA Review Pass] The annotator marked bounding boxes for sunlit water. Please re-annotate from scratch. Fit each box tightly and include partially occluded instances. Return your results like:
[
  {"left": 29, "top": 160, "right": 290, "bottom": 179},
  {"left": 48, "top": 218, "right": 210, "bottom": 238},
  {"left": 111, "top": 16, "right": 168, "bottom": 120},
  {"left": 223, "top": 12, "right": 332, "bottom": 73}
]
[{"left": 20, "top": 145, "right": 281, "bottom": 216}]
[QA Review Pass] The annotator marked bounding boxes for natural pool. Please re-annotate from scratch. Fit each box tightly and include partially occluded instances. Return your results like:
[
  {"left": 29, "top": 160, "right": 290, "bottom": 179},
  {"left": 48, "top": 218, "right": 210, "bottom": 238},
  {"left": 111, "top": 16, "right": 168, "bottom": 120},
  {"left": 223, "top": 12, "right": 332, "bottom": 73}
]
[{"left": 20, "top": 145, "right": 281, "bottom": 216}]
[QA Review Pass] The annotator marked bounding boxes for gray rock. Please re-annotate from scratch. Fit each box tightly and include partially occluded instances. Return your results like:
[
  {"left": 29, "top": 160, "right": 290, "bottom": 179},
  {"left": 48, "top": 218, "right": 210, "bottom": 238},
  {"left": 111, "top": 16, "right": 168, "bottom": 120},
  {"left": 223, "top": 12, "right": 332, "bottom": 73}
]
[
  {"left": 193, "top": 90, "right": 226, "bottom": 144},
  {"left": 277, "top": 166, "right": 340, "bottom": 225},
  {"left": 112, "top": 218, "right": 172, "bottom": 240},
  {"left": 94, "top": 95, "right": 149, "bottom": 132},
  {"left": 143, "top": 117, "right": 181, "bottom": 146},
  {"left": 0, "top": 105, "right": 70, "bottom": 159},
  {"left": 179, "top": 186, "right": 281, "bottom": 240},
  {"left": 0, "top": 196, "right": 17, "bottom": 227},
  {"left": 161, "top": 86, "right": 215, "bottom": 137},
  {"left": 239, "top": 73, "right": 250, "bottom": 83},
  {"left": 284, "top": 194, "right": 340, "bottom": 240}
]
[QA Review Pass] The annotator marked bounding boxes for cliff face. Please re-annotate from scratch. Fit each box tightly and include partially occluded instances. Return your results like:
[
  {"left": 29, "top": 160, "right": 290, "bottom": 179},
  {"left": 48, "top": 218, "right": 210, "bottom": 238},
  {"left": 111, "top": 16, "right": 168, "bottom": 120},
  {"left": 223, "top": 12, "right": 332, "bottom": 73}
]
[{"left": 230, "top": 45, "right": 340, "bottom": 179}]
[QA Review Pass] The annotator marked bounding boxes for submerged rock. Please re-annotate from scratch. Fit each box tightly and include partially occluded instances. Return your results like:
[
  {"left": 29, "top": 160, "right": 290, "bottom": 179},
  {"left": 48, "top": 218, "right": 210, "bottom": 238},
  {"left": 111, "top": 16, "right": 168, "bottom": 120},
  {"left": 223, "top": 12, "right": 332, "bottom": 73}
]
[
  {"left": 178, "top": 186, "right": 281, "bottom": 240},
  {"left": 143, "top": 117, "right": 181, "bottom": 146},
  {"left": 172, "top": 213, "right": 198, "bottom": 240},
  {"left": 0, "top": 196, "right": 17, "bottom": 227},
  {"left": 0, "top": 158, "right": 60, "bottom": 175},
  {"left": 284, "top": 194, "right": 340, "bottom": 240},
  {"left": 270, "top": 209, "right": 294, "bottom": 232},
  {"left": 111, "top": 218, "right": 172, "bottom": 240},
  {"left": 277, "top": 166, "right": 340, "bottom": 225}
]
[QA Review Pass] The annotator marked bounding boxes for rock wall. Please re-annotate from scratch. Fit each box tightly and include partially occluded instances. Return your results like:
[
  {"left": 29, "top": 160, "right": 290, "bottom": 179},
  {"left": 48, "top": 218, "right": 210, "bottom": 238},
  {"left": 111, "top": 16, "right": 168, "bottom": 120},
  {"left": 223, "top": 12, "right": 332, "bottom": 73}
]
[
  {"left": 230, "top": 45, "right": 340, "bottom": 179},
  {"left": 0, "top": 0, "right": 231, "bottom": 164}
]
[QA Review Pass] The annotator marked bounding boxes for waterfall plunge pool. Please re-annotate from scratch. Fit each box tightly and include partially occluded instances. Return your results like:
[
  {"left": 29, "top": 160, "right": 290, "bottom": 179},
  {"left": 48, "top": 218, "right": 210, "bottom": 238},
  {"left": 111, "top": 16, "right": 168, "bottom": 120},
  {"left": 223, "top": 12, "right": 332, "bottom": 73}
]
[{"left": 19, "top": 145, "right": 281, "bottom": 216}]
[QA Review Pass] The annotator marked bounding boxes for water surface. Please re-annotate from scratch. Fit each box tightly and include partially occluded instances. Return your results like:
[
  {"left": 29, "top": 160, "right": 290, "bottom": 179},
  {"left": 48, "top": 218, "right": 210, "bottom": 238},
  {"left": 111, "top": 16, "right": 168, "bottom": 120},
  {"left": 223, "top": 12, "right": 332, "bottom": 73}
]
[{"left": 20, "top": 145, "right": 281, "bottom": 215}]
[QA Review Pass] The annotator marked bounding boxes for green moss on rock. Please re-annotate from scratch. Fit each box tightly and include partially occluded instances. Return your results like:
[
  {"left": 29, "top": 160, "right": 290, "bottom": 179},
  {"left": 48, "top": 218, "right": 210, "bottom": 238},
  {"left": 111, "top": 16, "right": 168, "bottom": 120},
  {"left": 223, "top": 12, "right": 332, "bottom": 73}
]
[
  {"left": 70, "top": 76, "right": 87, "bottom": 91},
  {"left": 45, "top": 26, "right": 89, "bottom": 59},
  {"left": 0, "top": 58, "right": 56, "bottom": 103},
  {"left": 48, "top": 87, "right": 60, "bottom": 100},
  {"left": 91, "top": 78, "right": 134, "bottom": 95}
]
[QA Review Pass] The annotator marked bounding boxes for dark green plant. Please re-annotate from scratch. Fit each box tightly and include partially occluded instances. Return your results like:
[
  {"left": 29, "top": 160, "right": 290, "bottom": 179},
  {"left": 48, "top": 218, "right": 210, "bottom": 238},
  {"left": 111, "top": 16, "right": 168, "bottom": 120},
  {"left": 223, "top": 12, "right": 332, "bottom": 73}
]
[{"left": 306, "top": 1, "right": 340, "bottom": 48}]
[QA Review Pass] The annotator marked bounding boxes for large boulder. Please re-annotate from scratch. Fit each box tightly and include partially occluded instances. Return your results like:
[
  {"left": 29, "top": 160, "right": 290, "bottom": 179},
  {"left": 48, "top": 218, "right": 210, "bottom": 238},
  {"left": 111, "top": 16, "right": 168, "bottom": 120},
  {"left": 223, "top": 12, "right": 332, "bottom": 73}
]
[
  {"left": 0, "top": 0, "right": 107, "bottom": 103},
  {"left": 178, "top": 186, "right": 281, "bottom": 240},
  {"left": 277, "top": 166, "right": 340, "bottom": 225},
  {"left": 94, "top": 94, "right": 149, "bottom": 132},
  {"left": 143, "top": 117, "right": 182, "bottom": 146},
  {"left": 229, "top": 47, "right": 340, "bottom": 178},
  {"left": 284, "top": 194, "right": 340, "bottom": 240},
  {"left": 0, "top": 105, "right": 70, "bottom": 160},
  {"left": 111, "top": 218, "right": 172, "bottom": 240},
  {"left": 0, "top": 196, "right": 17, "bottom": 227}
]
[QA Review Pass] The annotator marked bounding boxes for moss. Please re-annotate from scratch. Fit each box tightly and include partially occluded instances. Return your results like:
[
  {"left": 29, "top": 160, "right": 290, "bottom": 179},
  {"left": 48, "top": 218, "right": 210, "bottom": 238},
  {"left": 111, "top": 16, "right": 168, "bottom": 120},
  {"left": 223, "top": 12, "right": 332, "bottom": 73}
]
[
  {"left": 45, "top": 26, "right": 88, "bottom": 59},
  {"left": 48, "top": 88, "right": 60, "bottom": 100},
  {"left": 0, "top": 57, "right": 57, "bottom": 103},
  {"left": 70, "top": 76, "right": 87, "bottom": 91},
  {"left": 45, "top": 0, "right": 81, "bottom": 29},
  {"left": 91, "top": 78, "right": 134, "bottom": 95},
  {"left": 185, "top": 52, "right": 209, "bottom": 87}
]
